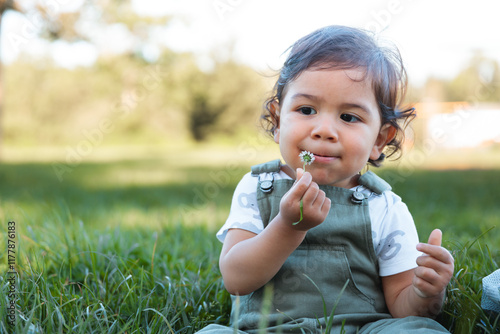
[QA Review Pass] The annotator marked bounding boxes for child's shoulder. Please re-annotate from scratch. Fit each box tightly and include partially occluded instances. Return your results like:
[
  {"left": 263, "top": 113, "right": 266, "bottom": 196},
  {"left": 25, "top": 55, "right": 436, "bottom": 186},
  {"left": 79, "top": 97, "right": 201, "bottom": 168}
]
[
  {"left": 250, "top": 159, "right": 282, "bottom": 175},
  {"left": 364, "top": 186, "right": 410, "bottom": 227},
  {"left": 248, "top": 160, "right": 292, "bottom": 179},
  {"left": 358, "top": 170, "right": 392, "bottom": 194},
  {"left": 237, "top": 166, "right": 291, "bottom": 188},
  {"left": 378, "top": 189, "right": 404, "bottom": 209}
]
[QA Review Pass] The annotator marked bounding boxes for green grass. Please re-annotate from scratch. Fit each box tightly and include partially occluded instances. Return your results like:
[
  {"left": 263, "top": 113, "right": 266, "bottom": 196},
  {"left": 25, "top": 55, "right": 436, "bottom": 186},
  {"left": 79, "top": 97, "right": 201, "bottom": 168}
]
[{"left": 0, "top": 148, "right": 499, "bottom": 333}]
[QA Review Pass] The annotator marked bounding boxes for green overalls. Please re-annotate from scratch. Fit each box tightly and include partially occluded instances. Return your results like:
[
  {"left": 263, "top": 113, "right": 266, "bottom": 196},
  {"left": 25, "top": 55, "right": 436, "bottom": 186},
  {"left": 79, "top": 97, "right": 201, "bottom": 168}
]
[{"left": 197, "top": 160, "right": 449, "bottom": 333}]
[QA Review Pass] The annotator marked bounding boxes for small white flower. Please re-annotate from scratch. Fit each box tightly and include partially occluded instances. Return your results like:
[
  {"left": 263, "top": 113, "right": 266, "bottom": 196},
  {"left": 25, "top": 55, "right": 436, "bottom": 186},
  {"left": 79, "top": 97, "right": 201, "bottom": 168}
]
[
  {"left": 299, "top": 151, "right": 315, "bottom": 165},
  {"left": 294, "top": 151, "right": 315, "bottom": 225}
]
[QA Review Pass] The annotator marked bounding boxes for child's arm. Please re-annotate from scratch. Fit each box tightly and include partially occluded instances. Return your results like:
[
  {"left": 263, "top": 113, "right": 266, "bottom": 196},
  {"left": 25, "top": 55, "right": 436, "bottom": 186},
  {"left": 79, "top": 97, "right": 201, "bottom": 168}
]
[
  {"left": 382, "top": 229, "right": 454, "bottom": 318},
  {"left": 219, "top": 169, "right": 331, "bottom": 295}
]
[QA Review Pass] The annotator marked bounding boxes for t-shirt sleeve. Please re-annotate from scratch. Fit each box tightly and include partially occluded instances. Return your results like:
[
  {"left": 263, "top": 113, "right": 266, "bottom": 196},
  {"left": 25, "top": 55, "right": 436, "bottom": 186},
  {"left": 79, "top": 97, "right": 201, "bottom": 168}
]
[
  {"left": 216, "top": 172, "right": 264, "bottom": 243},
  {"left": 372, "top": 191, "right": 421, "bottom": 277}
]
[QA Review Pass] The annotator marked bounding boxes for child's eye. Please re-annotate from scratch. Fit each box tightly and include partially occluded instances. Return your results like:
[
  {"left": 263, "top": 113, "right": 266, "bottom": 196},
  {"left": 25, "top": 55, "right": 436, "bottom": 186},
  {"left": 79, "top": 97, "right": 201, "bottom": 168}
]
[
  {"left": 340, "top": 114, "right": 360, "bottom": 123},
  {"left": 298, "top": 107, "right": 317, "bottom": 115}
]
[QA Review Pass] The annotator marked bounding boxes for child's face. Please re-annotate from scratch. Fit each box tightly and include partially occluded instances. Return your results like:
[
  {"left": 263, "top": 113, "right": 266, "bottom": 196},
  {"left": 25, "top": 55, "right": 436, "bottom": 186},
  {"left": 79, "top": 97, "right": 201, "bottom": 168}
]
[{"left": 273, "top": 68, "right": 394, "bottom": 189}]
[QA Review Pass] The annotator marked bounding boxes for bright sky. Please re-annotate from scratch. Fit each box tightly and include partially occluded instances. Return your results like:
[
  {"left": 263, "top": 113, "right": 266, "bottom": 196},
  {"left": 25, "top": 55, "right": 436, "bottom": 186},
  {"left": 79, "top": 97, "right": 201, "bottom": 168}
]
[{"left": 3, "top": 0, "right": 500, "bottom": 86}]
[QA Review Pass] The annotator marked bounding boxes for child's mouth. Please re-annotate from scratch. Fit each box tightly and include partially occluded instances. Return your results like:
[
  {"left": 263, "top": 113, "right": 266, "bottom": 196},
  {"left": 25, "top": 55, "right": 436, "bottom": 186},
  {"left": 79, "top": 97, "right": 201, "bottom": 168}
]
[
  {"left": 311, "top": 153, "right": 338, "bottom": 162},
  {"left": 312, "top": 152, "right": 334, "bottom": 158}
]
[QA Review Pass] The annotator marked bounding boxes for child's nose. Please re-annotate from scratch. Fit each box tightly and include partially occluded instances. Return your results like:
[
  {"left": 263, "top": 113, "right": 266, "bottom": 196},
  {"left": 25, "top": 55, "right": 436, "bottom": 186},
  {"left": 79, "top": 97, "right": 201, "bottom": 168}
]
[{"left": 311, "top": 116, "right": 338, "bottom": 142}]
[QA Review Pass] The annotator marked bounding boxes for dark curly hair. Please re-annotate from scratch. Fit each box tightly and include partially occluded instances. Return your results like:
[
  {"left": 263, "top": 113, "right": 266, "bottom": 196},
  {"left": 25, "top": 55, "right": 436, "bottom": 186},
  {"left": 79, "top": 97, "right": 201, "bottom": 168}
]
[{"left": 261, "top": 25, "right": 416, "bottom": 167}]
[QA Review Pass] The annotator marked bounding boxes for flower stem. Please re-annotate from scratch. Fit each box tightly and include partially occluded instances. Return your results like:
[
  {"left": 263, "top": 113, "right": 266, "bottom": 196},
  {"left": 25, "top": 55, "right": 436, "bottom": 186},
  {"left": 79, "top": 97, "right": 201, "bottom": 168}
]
[
  {"left": 293, "top": 161, "right": 307, "bottom": 225},
  {"left": 293, "top": 200, "right": 304, "bottom": 226}
]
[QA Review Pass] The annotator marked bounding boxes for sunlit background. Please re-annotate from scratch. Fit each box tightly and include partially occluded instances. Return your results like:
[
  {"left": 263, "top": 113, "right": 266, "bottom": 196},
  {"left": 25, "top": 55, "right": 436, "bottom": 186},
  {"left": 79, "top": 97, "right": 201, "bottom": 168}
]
[{"left": 1, "top": 0, "right": 500, "bottom": 167}]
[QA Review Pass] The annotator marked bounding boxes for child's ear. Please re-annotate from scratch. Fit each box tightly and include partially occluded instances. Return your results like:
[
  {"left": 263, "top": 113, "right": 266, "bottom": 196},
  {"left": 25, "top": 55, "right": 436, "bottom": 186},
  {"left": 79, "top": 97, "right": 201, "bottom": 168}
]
[
  {"left": 274, "top": 129, "right": 280, "bottom": 144},
  {"left": 270, "top": 100, "right": 280, "bottom": 144},
  {"left": 370, "top": 124, "right": 397, "bottom": 161}
]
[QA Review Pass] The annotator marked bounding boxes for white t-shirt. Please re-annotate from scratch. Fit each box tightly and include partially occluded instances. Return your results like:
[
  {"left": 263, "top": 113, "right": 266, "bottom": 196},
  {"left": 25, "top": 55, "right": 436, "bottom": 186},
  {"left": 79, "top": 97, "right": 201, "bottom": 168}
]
[{"left": 217, "top": 170, "right": 421, "bottom": 277}]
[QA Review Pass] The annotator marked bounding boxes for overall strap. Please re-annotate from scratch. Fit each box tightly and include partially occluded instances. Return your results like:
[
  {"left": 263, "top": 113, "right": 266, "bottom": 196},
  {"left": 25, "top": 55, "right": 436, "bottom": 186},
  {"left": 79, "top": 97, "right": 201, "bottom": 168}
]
[
  {"left": 358, "top": 170, "right": 392, "bottom": 194},
  {"left": 251, "top": 159, "right": 287, "bottom": 228},
  {"left": 251, "top": 159, "right": 281, "bottom": 176}
]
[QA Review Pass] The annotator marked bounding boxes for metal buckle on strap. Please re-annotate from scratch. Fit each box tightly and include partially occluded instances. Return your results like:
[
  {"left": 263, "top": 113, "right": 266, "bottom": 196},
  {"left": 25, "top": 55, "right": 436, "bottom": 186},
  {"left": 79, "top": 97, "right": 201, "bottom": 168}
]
[
  {"left": 258, "top": 174, "right": 275, "bottom": 193},
  {"left": 351, "top": 185, "right": 373, "bottom": 204},
  {"left": 351, "top": 190, "right": 365, "bottom": 204}
]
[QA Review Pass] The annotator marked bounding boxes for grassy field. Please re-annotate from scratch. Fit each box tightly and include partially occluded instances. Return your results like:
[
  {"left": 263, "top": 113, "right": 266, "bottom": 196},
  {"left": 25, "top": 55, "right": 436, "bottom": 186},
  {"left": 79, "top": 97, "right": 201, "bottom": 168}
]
[{"left": 0, "top": 145, "right": 499, "bottom": 333}]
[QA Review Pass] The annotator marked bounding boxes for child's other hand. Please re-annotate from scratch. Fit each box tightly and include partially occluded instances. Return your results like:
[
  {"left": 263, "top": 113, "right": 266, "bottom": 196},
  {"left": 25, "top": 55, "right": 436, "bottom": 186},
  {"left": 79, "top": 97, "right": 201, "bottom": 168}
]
[
  {"left": 278, "top": 168, "right": 331, "bottom": 231},
  {"left": 413, "top": 229, "right": 454, "bottom": 299}
]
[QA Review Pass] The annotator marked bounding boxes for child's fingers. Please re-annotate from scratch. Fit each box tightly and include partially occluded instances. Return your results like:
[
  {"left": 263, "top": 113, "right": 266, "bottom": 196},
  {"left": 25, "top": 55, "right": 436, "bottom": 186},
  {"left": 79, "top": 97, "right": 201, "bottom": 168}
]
[
  {"left": 296, "top": 168, "right": 304, "bottom": 181},
  {"left": 416, "top": 245, "right": 454, "bottom": 266},
  {"left": 414, "top": 265, "right": 440, "bottom": 284},
  {"left": 321, "top": 197, "right": 332, "bottom": 215},
  {"left": 417, "top": 229, "right": 453, "bottom": 265},
  {"left": 288, "top": 171, "right": 312, "bottom": 200},
  {"left": 316, "top": 191, "right": 331, "bottom": 216},
  {"left": 414, "top": 246, "right": 454, "bottom": 299},
  {"left": 301, "top": 181, "right": 320, "bottom": 204},
  {"left": 412, "top": 273, "right": 440, "bottom": 298},
  {"left": 416, "top": 253, "right": 453, "bottom": 278},
  {"left": 281, "top": 169, "right": 330, "bottom": 227},
  {"left": 300, "top": 182, "right": 330, "bottom": 223},
  {"left": 412, "top": 230, "right": 454, "bottom": 299},
  {"left": 413, "top": 258, "right": 452, "bottom": 297},
  {"left": 427, "top": 229, "right": 442, "bottom": 247}
]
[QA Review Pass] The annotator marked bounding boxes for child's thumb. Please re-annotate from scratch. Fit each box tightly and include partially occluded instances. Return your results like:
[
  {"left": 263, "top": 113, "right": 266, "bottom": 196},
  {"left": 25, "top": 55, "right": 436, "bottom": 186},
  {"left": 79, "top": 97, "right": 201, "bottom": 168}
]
[
  {"left": 427, "top": 229, "right": 442, "bottom": 246},
  {"left": 296, "top": 168, "right": 304, "bottom": 181}
]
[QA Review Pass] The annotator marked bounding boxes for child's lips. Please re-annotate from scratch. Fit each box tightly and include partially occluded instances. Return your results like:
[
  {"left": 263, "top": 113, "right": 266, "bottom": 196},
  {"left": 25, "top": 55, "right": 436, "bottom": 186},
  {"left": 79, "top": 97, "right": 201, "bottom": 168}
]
[{"left": 311, "top": 153, "right": 338, "bottom": 163}]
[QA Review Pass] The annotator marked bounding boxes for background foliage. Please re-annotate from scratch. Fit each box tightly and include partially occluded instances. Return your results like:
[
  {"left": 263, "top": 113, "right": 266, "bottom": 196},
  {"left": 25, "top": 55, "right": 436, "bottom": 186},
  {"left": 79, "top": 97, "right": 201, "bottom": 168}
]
[
  {"left": 3, "top": 50, "right": 500, "bottom": 149},
  {"left": 4, "top": 52, "right": 269, "bottom": 146}
]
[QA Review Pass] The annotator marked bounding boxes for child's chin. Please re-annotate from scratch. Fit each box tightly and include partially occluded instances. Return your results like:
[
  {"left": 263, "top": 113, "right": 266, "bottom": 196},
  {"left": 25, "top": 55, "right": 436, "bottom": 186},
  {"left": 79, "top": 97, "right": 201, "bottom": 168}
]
[{"left": 312, "top": 173, "right": 354, "bottom": 189}]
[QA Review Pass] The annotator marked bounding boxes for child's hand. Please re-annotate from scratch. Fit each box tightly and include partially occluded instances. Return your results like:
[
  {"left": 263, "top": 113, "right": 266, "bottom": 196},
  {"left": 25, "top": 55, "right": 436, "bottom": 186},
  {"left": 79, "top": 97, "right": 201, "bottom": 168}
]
[
  {"left": 278, "top": 168, "right": 331, "bottom": 231},
  {"left": 413, "top": 229, "right": 454, "bottom": 299}
]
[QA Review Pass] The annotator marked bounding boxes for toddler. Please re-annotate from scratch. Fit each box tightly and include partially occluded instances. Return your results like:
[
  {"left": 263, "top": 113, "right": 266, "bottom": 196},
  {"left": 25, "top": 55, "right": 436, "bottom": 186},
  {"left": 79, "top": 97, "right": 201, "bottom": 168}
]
[{"left": 197, "top": 25, "right": 454, "bottom": 333}]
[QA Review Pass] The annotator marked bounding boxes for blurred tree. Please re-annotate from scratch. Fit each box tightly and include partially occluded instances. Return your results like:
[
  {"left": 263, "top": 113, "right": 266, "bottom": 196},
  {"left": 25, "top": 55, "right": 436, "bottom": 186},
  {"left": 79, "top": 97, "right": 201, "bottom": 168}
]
[
  {"left": 0, "top": 0, "right": 171, "bottom": 156},
  {"left": 56, "top": 0, "right": 169, "bottom": 64},
  {"left": 2, "top": 1, "right": 267, "bottom": 146},
  {"left": 0, "top": 0, "right": 86, "bottom": 159},
  {"left": 446, "top": 51, "right": 500, "bottom": 103},
  {"left": 189, "top": 91, "right": 220, "bottom": 141},
  {"left": 185, "top": 60, "right": 267, "bottom": 141},
  {"left": 0, "top": 0, "right": 22, "bottom": 159},
  {"left": 421, "top": 52, "right": 500, "bottom": 103},
  {"left": 4, "top": 51, "right": 268, "bottom": 145},
  {"left": 185, "top": 65, "right": 223, "bottom": 141}
]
